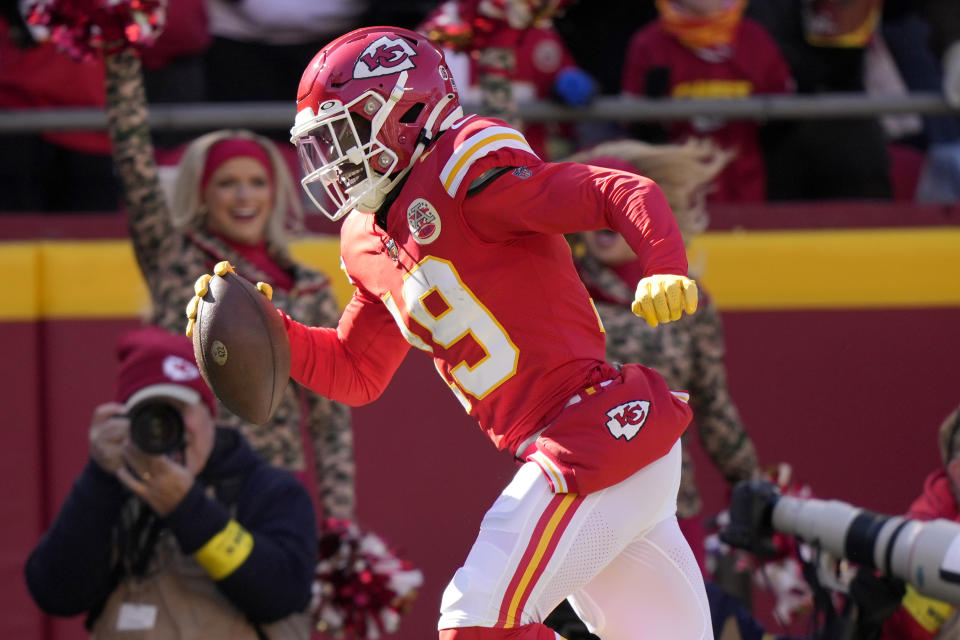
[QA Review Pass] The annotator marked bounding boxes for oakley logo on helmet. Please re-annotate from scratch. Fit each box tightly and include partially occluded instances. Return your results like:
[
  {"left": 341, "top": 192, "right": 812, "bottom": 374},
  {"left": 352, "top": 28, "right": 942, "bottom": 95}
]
[
  {"left": 354, "top": 36, "right": 418, "bottom": 79},
  {"left": 605, "top": 400, "right": 650, "bottom": 440}
]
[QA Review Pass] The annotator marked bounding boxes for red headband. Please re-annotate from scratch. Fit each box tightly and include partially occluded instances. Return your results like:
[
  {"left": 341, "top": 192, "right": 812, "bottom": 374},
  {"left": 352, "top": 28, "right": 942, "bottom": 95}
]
[{"left": 200, "top": 139, "right": 274, "bottom": 195}]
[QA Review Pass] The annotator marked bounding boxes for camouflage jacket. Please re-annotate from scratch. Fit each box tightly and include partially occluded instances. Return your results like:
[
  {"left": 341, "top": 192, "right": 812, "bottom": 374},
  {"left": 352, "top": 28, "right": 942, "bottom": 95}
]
[
  {"left": 105, "top": 50, "right": 354, "bottom": 520},
  {"left": 577, "top": 253, "right": 758, "bottom": 518}
]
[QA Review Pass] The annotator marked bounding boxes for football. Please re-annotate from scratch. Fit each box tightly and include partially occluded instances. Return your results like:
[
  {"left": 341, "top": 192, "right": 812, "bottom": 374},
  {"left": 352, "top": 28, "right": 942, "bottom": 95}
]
[{"left": 191, "top": 271, "right": 291, "bottom": 425}]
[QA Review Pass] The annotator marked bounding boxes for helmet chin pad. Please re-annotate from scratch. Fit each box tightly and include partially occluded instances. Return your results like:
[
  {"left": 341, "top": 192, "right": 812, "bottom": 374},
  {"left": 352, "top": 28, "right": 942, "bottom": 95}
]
[{"left": 355, "top": 179, "right": 390, "bottom": 212}]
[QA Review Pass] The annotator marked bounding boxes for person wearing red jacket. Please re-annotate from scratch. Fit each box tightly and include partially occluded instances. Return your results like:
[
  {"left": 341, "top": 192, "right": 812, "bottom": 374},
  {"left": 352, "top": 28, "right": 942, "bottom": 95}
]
[
  {"left": 0, "top": 0, "right": 210, "bottom": 212},
  {"left": 872, "top": 406, "right": 960, "bottom": 639},
  {"left": 418, "top": 0, "right": 595, "bottom": 160},
  {"left": 189, "top": 25, "right": 713, "bottom": 640},
  {"left": 621, "top": 0, "right": 794, "bottom": 203}
]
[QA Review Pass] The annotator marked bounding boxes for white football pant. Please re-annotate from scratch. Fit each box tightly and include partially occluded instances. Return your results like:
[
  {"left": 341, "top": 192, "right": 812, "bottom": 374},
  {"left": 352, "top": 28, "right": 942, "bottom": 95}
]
[{"left": 438, "top": 439, "right": 712, "bottom": 639}]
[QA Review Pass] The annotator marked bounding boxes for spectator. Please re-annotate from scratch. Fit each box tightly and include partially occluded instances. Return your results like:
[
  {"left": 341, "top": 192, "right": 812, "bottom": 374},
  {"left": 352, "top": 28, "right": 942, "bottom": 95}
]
[
  {"left": 103, "top": 47, "right": 355, "bottom": 522},
  {"left": 419, "top": 0, "right": 596, "bottom": 159},
  {"left": 203, "top": 0, "right": 368, "bottom": 139},
  {"left": 566, "top": 138, "right": 760, "bottom": 571},
  {"left": 746, "top": 0, "right": 893, "bottom": 200},
  {"left": 878, "top": 404, "right": 960, "bottom": 638},
  {"left": 621, "top": 0, "right": 794, "bottom": 203},
  {"left": 0, "top": 0, "right": 211, "bottom": 212},
  {"left": 880, "top": 1, "right": 960, "bottom": 203},
  {"left": 840, "top": 405, "right": 960, "bottom": 639},
  {"left": 0, "top": 14, "right": 119, "bottom": 212},
  {"left": 554, "top": 0, "right": 658, "bottom": 97},
  {"left": 24, "top": 327, "right": 316, "bottom": 638},
  {"left": 917, "top": 0, "right": 960, "bottom": 109}
]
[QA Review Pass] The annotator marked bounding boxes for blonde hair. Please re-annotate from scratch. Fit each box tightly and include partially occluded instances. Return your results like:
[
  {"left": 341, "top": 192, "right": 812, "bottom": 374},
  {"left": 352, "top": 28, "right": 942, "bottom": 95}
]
[
  {"left": 170, "top": 129, "right": 304, "bottom": 249},
  {"left": 567, "top": 138, "right": 733, "bottom": 242}
]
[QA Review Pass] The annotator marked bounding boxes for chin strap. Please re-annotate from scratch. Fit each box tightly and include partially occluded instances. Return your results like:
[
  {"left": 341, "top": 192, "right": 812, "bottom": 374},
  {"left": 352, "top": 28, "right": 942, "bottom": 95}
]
[{"left": 360, "top": 88, "right": 463, "bottom": 213}]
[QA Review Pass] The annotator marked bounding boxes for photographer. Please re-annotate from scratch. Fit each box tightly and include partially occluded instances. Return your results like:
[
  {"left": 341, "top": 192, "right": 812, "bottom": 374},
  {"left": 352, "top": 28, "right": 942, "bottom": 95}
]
[
  {"left": 24, "top": 327, "right": 316, "bottom": 639},
  {"left": 858, "top": 404, "right": 960, "bottom": 640}
]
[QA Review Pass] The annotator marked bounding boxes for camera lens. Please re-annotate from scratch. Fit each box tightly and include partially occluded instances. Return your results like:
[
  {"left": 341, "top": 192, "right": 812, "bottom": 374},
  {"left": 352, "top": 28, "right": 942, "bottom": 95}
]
[{"left": 128, "top": 401, "right": 185, "bottom": 455}]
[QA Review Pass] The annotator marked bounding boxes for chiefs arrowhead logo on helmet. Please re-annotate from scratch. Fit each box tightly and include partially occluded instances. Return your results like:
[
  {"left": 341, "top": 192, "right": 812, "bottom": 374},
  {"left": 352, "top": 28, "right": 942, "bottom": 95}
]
[{"left": 354, "top": 36, "right": 418, "bottom": 79}]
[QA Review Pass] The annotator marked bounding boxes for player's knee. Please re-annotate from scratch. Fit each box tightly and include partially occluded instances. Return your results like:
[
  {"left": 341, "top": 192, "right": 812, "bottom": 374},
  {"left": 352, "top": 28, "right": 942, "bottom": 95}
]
[{"left": 439, "top": 559, "right": 499, "bottom": 624}]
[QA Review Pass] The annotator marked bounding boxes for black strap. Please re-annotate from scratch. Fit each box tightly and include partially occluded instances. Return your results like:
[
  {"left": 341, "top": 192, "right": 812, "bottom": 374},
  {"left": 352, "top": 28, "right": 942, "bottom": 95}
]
[
  {"left": 466, "top": 166, "right": 514, "bottom": 197},
  {"left": 375, "top": 173, "right": 410, "bottom": 230}
]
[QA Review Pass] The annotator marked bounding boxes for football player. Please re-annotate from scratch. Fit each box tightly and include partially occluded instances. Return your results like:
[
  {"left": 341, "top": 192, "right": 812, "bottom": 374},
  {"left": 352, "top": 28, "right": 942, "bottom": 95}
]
[{"left": 190, "top": 26, "right": 710, "bottom": 640}]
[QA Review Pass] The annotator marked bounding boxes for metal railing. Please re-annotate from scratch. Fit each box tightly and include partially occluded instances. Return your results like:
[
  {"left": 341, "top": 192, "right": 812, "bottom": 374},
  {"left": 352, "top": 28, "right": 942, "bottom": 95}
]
[{"left": 0, "top": 92, "right": 956, "bottom": 132}]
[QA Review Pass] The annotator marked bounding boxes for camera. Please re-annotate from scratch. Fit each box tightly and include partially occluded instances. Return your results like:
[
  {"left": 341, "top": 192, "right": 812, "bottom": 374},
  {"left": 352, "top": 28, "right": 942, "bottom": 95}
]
[
  {"left": 128, "top": 400, "right": 185, "bottom": 455},
  {"left": 721, "top": 480, "right": 960, "bottom": 606}
]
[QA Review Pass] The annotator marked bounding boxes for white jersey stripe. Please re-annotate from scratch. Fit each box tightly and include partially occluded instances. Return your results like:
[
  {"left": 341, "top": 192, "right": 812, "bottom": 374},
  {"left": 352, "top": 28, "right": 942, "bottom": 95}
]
[
  {"left": 440, "top": 126, "right": 536, "bottom": 197},
  {"left": 529, "top": 450, "right": 569, "bottom": 493}
]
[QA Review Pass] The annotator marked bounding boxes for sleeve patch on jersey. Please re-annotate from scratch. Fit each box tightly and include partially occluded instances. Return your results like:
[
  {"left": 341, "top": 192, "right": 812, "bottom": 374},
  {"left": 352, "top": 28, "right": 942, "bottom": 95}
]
[{"left": 440, "top": 126, "right": 536, "bottom": 197}]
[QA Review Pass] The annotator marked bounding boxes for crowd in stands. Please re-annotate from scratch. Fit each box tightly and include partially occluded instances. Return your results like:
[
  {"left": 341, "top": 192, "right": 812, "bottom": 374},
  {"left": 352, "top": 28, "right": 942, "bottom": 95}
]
[{"left": 1, "top": 0, "right": 958, "bottom": 213}]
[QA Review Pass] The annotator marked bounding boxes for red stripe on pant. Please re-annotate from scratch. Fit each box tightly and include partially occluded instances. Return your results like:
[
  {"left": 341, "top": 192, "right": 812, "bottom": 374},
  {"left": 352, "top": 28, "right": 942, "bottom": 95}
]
[
  {"left": 495, "top": 493, "right": 583, "bottom": 628},
  {"left": 439, "top": 624, "right": 564, "bottom": 639}
]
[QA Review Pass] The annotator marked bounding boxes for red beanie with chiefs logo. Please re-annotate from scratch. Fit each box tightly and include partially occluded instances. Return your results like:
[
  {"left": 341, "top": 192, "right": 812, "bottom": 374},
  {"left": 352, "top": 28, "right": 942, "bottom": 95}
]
[{"left": 114, "top": 327, "right": 218, "bottom": 417}]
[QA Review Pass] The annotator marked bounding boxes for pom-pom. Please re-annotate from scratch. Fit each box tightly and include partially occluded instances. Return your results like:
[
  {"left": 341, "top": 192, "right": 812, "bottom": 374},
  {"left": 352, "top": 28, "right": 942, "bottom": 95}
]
[
  {"left": 24, "top": 0, "right": 166, "bottom": 62},
  {"left": 312, "top": 518, "right": 423, "bottom": 639},
  {"left": 420, "top": 0, "right": 575, "bottom": 53}
]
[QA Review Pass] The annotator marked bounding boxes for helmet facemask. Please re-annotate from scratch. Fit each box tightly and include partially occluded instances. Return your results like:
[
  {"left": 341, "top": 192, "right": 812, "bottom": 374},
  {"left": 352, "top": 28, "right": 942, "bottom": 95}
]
[{"left": 292, "top": 90, "right": 401, "bottom": 221}]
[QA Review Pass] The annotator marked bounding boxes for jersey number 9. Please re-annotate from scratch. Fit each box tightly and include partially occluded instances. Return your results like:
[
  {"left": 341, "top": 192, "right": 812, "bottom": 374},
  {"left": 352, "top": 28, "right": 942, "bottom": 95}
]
[{"left": 384, "top": 257, "right": 519, "bottom": 408}]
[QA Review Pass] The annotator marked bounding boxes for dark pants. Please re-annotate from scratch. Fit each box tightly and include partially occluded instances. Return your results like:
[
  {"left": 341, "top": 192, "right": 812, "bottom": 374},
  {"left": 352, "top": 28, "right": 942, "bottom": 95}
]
[{"left": 765, "top": 118, "right": 892, "bottom": 201}]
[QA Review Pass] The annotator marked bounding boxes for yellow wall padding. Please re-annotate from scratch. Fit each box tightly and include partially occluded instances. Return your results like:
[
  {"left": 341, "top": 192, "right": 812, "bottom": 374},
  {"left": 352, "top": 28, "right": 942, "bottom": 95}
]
[{"left": 1, "top": 227, "right": 958, "bottom": 321}]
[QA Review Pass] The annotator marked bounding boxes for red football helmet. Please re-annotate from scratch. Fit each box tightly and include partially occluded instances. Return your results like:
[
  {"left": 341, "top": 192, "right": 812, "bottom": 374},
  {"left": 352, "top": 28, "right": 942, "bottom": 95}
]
[{"left": 291, "top": 27, "right": 463, "bottom": 220}]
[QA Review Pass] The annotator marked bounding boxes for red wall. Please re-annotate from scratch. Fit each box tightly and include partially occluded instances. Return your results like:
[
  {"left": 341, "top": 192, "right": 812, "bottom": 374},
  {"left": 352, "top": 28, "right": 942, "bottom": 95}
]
[{"left": 1, "top": 321, "right": 45, "bottom": 639}]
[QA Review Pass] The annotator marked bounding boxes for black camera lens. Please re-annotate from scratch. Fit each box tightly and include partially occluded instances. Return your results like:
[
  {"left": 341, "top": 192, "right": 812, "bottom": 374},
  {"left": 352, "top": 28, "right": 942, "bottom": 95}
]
[{"left": 128, "top": 401, "right": 185, "bottom": 455}]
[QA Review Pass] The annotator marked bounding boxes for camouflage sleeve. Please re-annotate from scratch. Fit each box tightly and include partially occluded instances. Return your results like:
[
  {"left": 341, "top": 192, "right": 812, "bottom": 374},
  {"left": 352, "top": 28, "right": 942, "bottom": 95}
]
[
  {"left": 306, "top": 393, "right": 355, "bottom": 521},
  {"left": 104, "top": 49, "right": 173, "bottom": 291},
  {"left": 676, "top": 437, "right": 702, "bottom": 519},
  {"left": 290, "top": 280, "right": 356, "bottom": 521},
  {"left": 477, "top": 46, "right": 520, "bottom": 128},
  {"left": 687, "top": 299, "right": 759, "bottom": 485}
]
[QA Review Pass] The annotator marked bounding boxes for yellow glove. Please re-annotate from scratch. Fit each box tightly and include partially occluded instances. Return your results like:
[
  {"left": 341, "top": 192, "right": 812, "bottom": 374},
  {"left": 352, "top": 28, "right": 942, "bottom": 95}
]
[
  {"left": 631, "top": 274, "right": 699, "bottom": 327},
  {"left": 185, "top": 261, "right": 273, "bottom": 337}
]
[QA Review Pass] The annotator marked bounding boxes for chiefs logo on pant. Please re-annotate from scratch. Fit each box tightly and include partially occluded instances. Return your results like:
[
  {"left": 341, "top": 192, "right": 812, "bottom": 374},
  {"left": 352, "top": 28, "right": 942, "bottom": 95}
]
[
  {"left": 354, "top": 36, "right": 418, "bottom": 79},
  {"left": 605, "top": 400, "right": 650, "bottom": 440}
]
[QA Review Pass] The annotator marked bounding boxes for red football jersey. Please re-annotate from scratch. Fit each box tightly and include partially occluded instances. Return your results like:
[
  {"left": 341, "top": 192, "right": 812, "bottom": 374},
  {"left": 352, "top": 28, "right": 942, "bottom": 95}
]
[{"left": 286, "top": 116, "right": 688, "bottom": 454}]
